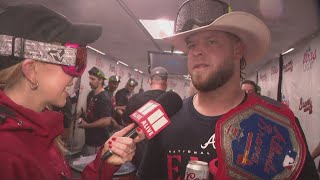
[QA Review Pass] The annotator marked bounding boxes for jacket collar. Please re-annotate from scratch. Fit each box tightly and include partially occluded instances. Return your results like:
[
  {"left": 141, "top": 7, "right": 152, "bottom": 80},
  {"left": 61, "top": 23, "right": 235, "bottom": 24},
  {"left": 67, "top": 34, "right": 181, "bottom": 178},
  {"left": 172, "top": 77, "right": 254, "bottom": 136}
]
[{"left": 0, "top": 90, "right": 64, "bottom": 142}]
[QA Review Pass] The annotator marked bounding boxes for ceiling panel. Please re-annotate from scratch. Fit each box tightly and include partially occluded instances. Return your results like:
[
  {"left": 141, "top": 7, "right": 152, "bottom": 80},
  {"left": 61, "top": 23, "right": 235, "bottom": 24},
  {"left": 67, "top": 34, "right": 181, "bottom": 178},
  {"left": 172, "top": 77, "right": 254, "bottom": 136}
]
[{"left": 1, "top": 0, "right": 319, "bottom": 75}]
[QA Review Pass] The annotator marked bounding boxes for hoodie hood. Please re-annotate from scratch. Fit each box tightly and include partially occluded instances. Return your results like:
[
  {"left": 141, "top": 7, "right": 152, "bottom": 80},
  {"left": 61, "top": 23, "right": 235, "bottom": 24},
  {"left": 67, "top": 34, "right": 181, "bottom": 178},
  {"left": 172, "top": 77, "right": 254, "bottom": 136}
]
[{"left": 0, "top": 90, "right": 64, "bottom": 143}]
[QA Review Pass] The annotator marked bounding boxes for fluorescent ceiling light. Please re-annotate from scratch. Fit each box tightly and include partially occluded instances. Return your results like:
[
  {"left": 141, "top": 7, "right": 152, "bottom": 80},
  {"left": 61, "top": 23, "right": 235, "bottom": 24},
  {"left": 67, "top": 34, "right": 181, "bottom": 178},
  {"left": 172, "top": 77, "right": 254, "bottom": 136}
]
[
  {"left": 282, "top": 48, "right": 294, "bottom": 55},
  {"left": 138, "top": 70, "right": 143, "bottom": 74},
  {"left": 164, "top": 50, "right": 184, "bottom": 54},
  {"left": 117, "top": 61, "right": 128, "bottom": 66},
  {"left": 134, "top": 69, "right": 139, "bottom": 72},
  {"left": 140, "top": 19, "right": 174, "bottom": 39},
  {"left": 86, "top": 46, "right": 106, "bottom": 55}
]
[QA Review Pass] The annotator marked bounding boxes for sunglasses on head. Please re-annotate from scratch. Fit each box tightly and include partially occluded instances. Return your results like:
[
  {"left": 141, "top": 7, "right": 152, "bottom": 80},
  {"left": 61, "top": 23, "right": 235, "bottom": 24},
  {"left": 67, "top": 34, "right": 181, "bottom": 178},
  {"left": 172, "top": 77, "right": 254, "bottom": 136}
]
[
  {"left": 0, "top": 35, "right": 87, "bottom": 77},
  {"left": 175, "top": 0, "right": 231, "bottom": 33},
  {"left": 62, "top": 43, "right": 87, "bottom": 77}
]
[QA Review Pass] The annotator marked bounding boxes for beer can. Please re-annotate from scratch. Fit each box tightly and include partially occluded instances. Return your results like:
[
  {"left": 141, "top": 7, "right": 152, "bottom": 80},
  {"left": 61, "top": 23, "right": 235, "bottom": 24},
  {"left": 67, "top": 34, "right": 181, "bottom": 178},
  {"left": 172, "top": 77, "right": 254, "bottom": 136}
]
[{"left": 185, "top": 160, "right": 209, "bottom": 180}]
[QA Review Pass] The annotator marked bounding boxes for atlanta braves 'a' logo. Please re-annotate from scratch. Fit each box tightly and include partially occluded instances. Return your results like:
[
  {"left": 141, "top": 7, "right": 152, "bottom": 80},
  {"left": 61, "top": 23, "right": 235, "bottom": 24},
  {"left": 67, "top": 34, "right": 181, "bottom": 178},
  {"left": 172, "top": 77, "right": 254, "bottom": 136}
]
[
  {"left": 201, "top": 133, "right": 216, "bottom": 149},
  {"left": 48, "top": 49, "right": 65, "bottom": 62}
]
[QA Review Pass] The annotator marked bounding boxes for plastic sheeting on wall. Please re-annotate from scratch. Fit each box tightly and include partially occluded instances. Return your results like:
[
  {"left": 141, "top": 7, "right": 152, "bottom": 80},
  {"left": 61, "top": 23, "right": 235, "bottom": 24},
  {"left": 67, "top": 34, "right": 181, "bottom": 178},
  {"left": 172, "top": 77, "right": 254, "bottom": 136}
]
[
  {"left": 282, "top": 37, "right": 320, "bottom": 157},
  {"left": 257, "top": 59, "right": 279, "bottom": 100}
]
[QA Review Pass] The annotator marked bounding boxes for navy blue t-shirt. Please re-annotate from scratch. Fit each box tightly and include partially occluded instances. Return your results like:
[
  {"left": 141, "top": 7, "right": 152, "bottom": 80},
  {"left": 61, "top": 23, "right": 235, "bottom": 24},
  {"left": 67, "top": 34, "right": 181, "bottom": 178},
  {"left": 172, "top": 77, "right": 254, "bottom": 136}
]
[
  {"left": 139, "top": 96, "right": 221, "bottom": 180},
  {"left": 115, "top": 88, "right": 131, "bottom": 106}
]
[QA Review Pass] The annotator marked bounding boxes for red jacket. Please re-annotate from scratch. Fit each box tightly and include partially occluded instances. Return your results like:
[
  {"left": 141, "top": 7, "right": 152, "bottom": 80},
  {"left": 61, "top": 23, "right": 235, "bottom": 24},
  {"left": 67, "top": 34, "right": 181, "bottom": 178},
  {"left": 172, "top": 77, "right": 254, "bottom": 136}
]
[{"left": 0, "top": 90, "right": 119, "bottom": 180}]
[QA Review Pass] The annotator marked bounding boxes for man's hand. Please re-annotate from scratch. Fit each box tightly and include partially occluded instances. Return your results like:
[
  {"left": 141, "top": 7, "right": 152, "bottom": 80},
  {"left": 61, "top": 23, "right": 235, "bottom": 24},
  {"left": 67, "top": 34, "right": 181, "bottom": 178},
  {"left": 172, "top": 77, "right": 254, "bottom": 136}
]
[
  {"left": 111, "top": 118, "right": 120, "bottom": 130},
  {"left": 76, "top": 107, "right": 87, "bottom": 121},
  {"left": 78, "top": 118, "right": 89, "bottom": 128}
]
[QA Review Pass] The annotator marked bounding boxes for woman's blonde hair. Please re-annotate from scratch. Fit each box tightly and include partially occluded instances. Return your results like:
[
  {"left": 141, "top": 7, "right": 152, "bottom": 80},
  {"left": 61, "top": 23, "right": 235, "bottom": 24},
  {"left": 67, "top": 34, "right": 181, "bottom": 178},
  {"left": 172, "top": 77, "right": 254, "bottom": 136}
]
[{"left": 0, "top": 63, "right": 24, "bottom": 89}]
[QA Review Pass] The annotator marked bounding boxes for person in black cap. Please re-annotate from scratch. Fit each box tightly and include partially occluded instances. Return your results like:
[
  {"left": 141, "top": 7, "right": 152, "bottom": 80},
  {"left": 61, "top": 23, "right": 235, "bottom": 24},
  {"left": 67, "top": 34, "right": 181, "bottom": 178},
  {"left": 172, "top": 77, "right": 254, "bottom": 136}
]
[
  {"left": 104, "top": 75, "right": 122, "bottom": 131},
  {"left": 0, "top": 4, "right": 143, "bottom": 180},
  {"left": 114, "top": 78, "right": 138, "bottom": 119},
  {"left": 105, "top": 75, "right": 121, "bottom": 98},
  {"left": 79, "top": 67, "right": 115, "bottom": 156}
]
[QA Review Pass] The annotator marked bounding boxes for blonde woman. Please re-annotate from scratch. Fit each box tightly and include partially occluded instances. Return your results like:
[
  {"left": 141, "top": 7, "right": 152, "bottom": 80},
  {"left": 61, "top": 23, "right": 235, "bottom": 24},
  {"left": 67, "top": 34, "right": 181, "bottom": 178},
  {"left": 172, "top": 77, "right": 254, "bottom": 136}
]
[{"left": 0, "top": 4, "right": 142, "bottom": 180}]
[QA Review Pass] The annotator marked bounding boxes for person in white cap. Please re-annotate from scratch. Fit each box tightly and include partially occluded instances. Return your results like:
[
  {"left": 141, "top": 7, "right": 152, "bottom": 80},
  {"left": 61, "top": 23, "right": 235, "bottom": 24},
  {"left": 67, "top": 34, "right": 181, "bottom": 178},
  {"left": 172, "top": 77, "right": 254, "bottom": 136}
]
[{"left": 138, "top": 0, "right": 318, "bottom": 179}]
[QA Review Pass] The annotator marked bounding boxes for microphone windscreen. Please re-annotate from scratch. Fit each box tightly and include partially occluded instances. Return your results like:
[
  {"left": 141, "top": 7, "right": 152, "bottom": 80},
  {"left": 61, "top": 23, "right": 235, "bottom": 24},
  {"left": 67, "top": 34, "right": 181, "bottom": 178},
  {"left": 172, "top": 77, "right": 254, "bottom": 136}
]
[{"left": 155, "top": 91, "right": 182, "bottom": 117}]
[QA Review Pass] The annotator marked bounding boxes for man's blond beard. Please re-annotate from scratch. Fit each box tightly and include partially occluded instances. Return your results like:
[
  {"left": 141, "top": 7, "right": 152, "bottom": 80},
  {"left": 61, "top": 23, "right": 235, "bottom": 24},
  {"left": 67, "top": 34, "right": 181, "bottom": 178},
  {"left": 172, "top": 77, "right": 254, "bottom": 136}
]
[{"left": 191, "top": 56, "right": 235, "bottom": 92}]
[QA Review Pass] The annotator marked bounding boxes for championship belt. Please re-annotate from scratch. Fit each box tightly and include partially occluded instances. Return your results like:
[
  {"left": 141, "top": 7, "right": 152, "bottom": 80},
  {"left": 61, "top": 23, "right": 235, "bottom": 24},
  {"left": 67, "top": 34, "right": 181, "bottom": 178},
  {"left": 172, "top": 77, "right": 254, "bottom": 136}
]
[{"left": 215, "top": 94, "right": 306, "bottom": 180}]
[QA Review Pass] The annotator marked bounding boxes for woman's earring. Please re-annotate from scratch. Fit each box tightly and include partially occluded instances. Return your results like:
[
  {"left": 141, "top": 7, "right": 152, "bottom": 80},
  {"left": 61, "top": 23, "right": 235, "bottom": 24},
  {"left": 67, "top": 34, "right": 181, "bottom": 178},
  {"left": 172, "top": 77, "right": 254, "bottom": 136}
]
[{"left": 30, "top": 81, "right": 39, "bottom": 90}]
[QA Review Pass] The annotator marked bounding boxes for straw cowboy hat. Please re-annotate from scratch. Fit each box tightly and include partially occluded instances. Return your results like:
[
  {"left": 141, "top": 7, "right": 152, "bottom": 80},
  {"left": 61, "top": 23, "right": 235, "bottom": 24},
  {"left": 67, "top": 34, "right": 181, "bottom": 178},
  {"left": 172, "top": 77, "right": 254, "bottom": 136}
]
[{"left": 164, "top": 0, "right": 271, "bottom": 64}]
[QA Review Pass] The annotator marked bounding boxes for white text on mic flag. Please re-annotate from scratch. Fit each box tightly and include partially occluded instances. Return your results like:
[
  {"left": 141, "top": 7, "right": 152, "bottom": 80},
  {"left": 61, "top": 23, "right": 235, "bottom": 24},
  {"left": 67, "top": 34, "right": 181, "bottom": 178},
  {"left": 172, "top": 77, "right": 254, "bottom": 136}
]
[{"left": 130, "top": 100, "right": 170, "bottom": 139}]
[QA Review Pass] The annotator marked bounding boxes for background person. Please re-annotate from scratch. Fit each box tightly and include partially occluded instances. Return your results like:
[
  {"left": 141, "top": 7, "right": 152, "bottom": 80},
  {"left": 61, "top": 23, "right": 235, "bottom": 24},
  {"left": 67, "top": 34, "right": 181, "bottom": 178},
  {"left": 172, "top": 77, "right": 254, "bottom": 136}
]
[
  {"left": 104, "top": 75, "right": 121, "bottom": 99},
  {"left": 241, "top": 79, "right": 259, "bottom": 94},
  {"left": 104, "top": 75, "right": 122, "bottom": 131},
  {"left": 114, "top": 78, "right": 138, "bottom": 123},
  {"left": 79, "top": 67, "right": 113, "bottom": 156}
]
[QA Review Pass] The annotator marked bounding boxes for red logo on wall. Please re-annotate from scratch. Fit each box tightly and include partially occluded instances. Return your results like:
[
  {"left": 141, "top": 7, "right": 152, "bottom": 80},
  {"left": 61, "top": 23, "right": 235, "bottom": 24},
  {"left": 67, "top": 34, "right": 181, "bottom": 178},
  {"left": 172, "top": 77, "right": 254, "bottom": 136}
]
[
  {"left": 303, "top": 47, "right": 317, "bottom": 72},
  {"left": 127, "top": 72, "right": 132, "bottom": 79},
  {"left": 109, "top": 64, "right": 116, "bottom": 74},
  {"left": 283, "top": 60, "right": 293, "bottom": 73},
  {"left": 299, "top": 97, "right": 312, "bottom": 114},
  {"left": 184, "top": 82, "right": 190, "bottom": 87},
  {"left": 119, "top": 68, "right": 125, "bottom": 76},
  {"left": 271, "top": 65, "right": 278, "bottom": 76},
  {"left": 132, "top": 74, "right": 139, "bottom": 81},
  {"left": 259, "top": 73, "right": 267, "bottom": 82},
  {"left": 281, "top": 94, "right": 289, "bottom": 107},
  {"left": 168, "top": 80, "right": 177, "bottom": 88},
  {"left": 95, "top": 57, "right": 104, "bottom": 68}
]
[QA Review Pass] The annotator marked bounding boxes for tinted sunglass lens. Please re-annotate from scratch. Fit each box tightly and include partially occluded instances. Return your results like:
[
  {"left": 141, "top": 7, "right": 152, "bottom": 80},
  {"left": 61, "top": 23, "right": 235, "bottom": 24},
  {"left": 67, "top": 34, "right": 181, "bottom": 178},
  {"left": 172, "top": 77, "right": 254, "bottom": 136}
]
[
  {"left": 74, "top": 47, "right": 87, "bottom": 74},
  {"left": 175, "top": 0, "right": 230, "bottom": 33}
]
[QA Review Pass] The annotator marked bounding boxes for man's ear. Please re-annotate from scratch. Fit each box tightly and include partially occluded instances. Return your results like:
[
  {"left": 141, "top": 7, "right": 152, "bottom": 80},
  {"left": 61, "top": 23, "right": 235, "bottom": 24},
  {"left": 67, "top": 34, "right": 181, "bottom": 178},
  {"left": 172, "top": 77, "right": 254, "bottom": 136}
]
[
  {"left": 234, "top": 41, "right": 246, "bottom": 60},
  {"left": 21, "top": 59, "right": 37, "bottom": 83},
  {"left": 98, "top": 78, "right": 104, "bottom": 86}
]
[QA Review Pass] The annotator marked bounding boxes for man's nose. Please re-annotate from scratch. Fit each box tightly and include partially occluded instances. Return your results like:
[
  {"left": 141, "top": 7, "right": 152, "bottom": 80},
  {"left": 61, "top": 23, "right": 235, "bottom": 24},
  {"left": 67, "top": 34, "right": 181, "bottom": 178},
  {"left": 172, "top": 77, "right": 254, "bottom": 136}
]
[{"left": 192, "top": 45, "right": 204, "bottom": 57}]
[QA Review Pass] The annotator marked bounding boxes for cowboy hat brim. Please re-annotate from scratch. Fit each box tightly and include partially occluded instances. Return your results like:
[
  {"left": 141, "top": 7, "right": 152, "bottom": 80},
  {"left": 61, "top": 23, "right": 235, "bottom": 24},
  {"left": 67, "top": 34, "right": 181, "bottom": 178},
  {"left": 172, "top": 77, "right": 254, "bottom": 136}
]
[{"left": 163, "top": 12, "right": 271, "bottom": 64}]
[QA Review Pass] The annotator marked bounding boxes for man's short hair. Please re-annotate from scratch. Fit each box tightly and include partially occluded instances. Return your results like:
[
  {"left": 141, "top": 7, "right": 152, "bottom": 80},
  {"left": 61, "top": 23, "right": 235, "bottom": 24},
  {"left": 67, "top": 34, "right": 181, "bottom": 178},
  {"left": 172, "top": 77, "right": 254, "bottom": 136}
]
[{"left": 241, "top": 80, "right": 257, "bottom": 92}]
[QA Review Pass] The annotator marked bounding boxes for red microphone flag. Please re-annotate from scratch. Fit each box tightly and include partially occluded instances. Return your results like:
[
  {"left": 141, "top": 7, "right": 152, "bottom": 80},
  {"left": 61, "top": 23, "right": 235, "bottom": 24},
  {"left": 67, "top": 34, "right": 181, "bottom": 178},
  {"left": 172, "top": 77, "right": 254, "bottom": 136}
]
[{"left": 130, "top": 100, "right": 170, "bottom": 139}]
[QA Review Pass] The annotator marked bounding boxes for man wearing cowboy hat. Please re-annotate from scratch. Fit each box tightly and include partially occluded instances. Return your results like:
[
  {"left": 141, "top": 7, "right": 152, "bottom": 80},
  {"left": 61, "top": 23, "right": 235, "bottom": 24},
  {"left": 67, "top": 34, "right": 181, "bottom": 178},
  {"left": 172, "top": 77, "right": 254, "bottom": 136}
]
[{"left": 139, "top": 0, "right": 317, "bottom": 179}]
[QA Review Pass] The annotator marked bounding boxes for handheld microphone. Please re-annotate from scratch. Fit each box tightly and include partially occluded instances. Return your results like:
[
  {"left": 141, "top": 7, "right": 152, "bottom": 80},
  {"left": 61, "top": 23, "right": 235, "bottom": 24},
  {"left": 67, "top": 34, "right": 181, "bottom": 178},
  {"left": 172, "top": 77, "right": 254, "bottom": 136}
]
[{"left": 101, "top": 91, "right": 182, "bottom": 160}]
